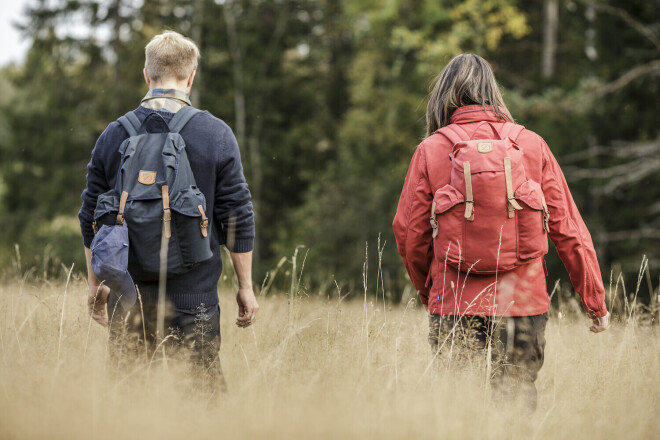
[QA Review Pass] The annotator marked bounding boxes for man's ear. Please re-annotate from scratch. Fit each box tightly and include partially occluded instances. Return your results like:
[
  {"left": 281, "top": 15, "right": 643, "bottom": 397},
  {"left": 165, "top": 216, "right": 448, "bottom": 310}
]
[
  {"left": 143, "top": 68, "right": 151, "bottom": 86},
  {"left": 187, "top": 69, "right": 197, "bottom": 88}
]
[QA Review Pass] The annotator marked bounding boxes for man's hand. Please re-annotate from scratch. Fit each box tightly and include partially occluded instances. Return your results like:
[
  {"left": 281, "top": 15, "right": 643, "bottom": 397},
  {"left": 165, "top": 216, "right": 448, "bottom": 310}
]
[
  {"left": 236, "top": 287, "right": 259, "bottom": 328},
  {"left": 88, "top": 284, "right": 110, "bottom": 327},
  {"left": 590, "top": 311, "right": 610, "bottom": 333}
]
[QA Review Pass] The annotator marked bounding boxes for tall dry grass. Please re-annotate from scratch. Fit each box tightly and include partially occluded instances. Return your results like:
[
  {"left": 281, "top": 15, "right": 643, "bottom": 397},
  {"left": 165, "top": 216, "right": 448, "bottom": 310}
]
[{"left": 0, "top": 271, "right": 658, "bottom": 439}]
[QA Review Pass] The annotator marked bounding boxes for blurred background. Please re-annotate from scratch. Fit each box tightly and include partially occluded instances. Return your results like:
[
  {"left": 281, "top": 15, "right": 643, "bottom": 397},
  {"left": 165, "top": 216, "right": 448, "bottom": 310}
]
[{"left": 0, "top": 0, "right": 658, "bottom": 305}]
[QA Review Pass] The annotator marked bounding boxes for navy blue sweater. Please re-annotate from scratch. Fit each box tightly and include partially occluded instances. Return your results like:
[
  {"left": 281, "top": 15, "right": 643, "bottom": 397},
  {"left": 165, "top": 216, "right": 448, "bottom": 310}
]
[{"left": 79, "top": 105, "right": 254, "bottom": 309}]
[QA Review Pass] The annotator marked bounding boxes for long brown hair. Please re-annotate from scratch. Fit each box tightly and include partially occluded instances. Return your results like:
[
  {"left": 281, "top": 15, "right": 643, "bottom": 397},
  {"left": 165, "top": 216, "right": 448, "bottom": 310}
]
[{"left": 426, "top": 54, "right": 512, "bottom": 136}]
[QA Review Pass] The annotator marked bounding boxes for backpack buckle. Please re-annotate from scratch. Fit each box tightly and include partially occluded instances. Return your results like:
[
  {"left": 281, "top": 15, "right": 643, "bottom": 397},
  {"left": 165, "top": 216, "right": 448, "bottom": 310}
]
[
  {"left": 541, "top": 196, "right": 550, "bottom": 233},
  {"left": 197, "top": 205, "right": 209, "bottom": 238},
  {"left": 430, "top": 201, "right": 439, "bottom": 238},
  {"left": 117, "top": 191, "right": 129, "bottom": 225}
]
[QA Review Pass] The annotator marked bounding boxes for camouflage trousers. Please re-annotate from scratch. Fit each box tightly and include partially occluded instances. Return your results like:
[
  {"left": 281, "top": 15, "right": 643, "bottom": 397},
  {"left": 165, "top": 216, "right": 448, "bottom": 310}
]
[{"left": 428, "top": 313, "right": 548, "bottom": 411}]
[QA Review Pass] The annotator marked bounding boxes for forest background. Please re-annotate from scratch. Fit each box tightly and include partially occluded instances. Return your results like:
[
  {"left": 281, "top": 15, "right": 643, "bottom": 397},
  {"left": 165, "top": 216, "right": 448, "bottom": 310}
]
[{"left": 0, "top": 0, "right": 658, "bottom": 304}]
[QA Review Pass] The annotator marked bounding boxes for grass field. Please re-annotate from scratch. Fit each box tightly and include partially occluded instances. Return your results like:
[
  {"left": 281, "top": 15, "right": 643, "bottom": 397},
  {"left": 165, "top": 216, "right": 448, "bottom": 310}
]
[{"left": 0, "top": 273, "right": 659, "bottom": 439}]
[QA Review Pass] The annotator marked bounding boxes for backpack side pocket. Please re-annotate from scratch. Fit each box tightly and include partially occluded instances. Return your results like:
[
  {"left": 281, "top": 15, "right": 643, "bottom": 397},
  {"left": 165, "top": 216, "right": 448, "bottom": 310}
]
[
  {"left": 514, "top": 180, "right": 549, "bottom": 260},
  {"left": 170, "top": 186, "right": 214, "bottom": 268},
  {"left": 93, "top": 190, "right": 121, "bottom": 233},
  {"left": 432, "top": 185, "right": 465, "bottom": 264}
]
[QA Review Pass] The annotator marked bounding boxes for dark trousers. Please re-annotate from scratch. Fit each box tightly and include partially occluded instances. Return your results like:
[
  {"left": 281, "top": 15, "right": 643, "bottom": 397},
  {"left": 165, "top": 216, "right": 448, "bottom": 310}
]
[
  {"left": 107, "top": 293, "right": 227, "bottom": 395},
  {"left": 428, "top": 313, "right": 548, "bottom": 410}
]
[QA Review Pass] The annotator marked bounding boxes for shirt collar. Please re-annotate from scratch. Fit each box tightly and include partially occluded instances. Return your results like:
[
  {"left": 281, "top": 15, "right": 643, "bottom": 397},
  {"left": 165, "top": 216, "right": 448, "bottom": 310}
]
[
  {"left": 449, "top": 105, "right": 512, "bottom": 124},
  {"left": 141, "top": 88, "right": 191, "bottom": 113}
]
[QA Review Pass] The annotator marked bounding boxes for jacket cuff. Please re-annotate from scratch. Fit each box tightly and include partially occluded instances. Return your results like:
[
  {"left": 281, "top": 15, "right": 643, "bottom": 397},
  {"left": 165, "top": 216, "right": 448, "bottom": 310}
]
[
  {"left": 83, "top": 235, "right": 93, "bottom": 249},
  {"left": 418, "top": 292, "right": 429, "bottom": 306},
  {"left": 226, "top": 237, "right": 254, "bottom": 253},
  {"left": 587, "top": 306, "right": 608, "bottom": 319},
  {"left": 81, "top": 225, "right": 95, "bottom": 248}
]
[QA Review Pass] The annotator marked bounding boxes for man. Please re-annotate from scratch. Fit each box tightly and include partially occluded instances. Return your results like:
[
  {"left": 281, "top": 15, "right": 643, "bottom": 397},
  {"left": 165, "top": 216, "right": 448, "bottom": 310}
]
[{"left": 78, "top": 31, "right": 258, "bottom": 389}]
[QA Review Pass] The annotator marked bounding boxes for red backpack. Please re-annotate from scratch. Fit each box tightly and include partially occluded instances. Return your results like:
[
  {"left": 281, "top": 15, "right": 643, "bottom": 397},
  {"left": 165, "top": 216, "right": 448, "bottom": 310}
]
[{"left": 430, "top": 122, "right": 550, "bottom": 274}]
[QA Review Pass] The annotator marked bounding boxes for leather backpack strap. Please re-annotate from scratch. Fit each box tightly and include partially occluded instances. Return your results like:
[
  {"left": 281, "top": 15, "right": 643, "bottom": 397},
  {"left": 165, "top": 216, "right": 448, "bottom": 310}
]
[
  {"left": 162, "top": 185, "right": 172, "bottom": 239},
  {"left": 167, "top": 106, "right": 202, "bottom": 133},
  {"left": 198, "top": 205, "right": 209, "bottom": 237},
  {"left": 430, "top": 202, "right": 439, "bottom": 238},
  {"left": 503, "top": 157, "right": 523, "bottom": 218},
  {"left": 117, "top": 191, "right": 129, "bottom": 225},
  {"left": 463, "top": 161, "right": 475, "bottom": 221},
  {"left": 541, "top": 196, "right": 550, "bottom": 233},
  {"left": 118, "top": 112, "right": 141, "bottom": 137}
]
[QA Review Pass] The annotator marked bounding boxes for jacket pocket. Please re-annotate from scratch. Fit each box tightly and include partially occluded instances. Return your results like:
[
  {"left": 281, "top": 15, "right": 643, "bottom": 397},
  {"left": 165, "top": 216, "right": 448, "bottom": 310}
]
[
  {"left": 432, "top": 185, "right": 465, "bottom": 262},
  {"left": 514, "top": 180, "right": 549, "bottom": 260},
  {"left": 170, "top": 186, "right": 214, "bottom": 268}
]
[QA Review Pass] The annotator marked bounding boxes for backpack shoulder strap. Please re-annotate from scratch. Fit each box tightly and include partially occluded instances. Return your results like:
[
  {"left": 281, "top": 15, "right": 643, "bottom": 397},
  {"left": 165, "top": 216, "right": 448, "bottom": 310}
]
[
  {"left": 167, "top": 106, "right": 202, "bottom": 133},
  {"left": 500, "top": 122, "right": 525, "bottom": 142},
  {"left": 117, "top": 111, "right": 141, "bottom": 137},
  {"left": 437, "top": 124, "right": 469, "bottom": 145}
]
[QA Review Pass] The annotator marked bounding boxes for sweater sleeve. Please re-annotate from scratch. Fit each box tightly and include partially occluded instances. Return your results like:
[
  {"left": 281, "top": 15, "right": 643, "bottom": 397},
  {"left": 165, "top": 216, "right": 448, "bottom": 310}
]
[
  {"left": 213, "top": 126, "right": 255, "bottom": 253},
  {"left": 392, "top": 143, "right": 434, "bottom": 306},
  {"left": 541, "top": 140, "right": 608, "bottom": 318},
  {"left": 78, "top": 127, "right": 114, "bottom": 248}
]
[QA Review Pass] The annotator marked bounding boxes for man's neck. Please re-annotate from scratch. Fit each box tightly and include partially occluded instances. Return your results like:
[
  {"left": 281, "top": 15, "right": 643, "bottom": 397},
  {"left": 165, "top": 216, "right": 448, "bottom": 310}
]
[{"left": 149, "top": 82, "right": 190, "bottom": 95}]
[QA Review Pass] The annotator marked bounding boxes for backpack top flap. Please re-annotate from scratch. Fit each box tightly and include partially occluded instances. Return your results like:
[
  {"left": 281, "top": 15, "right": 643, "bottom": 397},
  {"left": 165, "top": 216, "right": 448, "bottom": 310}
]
[{"left": 114, "top": 107, "right": 202, "bottom": 199}]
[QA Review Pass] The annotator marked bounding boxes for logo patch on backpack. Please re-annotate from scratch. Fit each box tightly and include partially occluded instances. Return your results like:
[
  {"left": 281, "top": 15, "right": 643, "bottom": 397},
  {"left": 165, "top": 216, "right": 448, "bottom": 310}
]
[
  {"left": 477, "top": 142, "right": 493, "bottom": 153},
  {"left": 138, "top": 170, "right": 156, "bottom": 185}
]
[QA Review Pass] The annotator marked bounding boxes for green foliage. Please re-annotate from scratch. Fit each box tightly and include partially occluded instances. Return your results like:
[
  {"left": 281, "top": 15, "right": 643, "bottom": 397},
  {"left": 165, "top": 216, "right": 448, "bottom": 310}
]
[
  {"left": 1, "top": 0, "right": 658, "bottom": 298},
  {"left": 279, "top": 0, "right": 533, "bottom": 292}
]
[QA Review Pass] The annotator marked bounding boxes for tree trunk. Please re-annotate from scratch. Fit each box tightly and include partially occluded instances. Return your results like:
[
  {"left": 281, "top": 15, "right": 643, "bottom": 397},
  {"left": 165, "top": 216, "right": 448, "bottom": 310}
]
[
  {"left": 190, "top": 0, "right": 204, "bottom": 107},
  {"left": 112, "top": 0, "right": 122, "bottom": 114},
  {"left": 541, "top": 0, "right": 558, "bottom": 79},
  {"left": 246, "top": 0, "right": 289, "bottom": 235},
  {"left": 222, "top": 0, "right": 246, "bottom": 149}
]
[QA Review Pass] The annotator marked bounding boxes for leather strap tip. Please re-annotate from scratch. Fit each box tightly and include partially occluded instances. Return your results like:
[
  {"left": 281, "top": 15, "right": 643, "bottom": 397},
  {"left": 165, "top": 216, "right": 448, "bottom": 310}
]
[{"left": 464, "top": 202, "right": 475, "bottom": 221}]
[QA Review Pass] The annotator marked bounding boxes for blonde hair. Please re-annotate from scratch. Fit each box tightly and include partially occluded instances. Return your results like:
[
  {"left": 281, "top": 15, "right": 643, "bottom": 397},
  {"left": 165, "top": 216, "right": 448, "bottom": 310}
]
[
  {"left": 144, "top": 31, "right": 200, "bottom": 83},
  {"left": 426, "top": 54, "right": 512, "bottom": 136}
]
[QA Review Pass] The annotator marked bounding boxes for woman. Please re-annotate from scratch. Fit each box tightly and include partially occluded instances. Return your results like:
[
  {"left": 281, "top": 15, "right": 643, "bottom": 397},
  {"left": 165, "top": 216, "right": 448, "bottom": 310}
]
[{"left": 392, "top": 54, "right": 609, "bottom": 409}]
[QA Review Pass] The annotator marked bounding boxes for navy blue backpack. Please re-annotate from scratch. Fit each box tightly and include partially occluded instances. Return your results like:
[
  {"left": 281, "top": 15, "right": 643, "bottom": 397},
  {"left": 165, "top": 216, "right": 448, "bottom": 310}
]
[{"left": 92, "top": 106, "right": 213, "bottom": 281}]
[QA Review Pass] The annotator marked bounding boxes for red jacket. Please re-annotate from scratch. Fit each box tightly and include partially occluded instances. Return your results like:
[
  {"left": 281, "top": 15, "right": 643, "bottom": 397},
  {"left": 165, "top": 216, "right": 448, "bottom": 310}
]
[{"left": 393, "top": 106, "right": 608, "bottom": 318}]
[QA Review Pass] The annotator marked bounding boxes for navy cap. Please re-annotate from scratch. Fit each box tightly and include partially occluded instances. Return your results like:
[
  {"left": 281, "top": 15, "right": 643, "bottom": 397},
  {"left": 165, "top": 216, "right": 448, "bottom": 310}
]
[{"left": 90, "top": 223, "right": 137, "bottom": 310}]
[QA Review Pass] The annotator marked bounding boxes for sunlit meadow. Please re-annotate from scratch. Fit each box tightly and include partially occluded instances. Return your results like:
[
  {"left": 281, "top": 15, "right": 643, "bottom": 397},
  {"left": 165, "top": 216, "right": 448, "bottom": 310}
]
[{"left": 0, "top": 256, "right": 658, "bottom": 439}]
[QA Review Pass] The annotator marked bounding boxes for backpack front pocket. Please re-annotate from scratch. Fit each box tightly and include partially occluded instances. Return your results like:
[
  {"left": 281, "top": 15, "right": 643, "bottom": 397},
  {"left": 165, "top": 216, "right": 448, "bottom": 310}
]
[
  {"left": 431, "top": 185, "right": 465, "bottom": 264},
  {"left": 124, "top": 198, "right": 184, "bottom": 279},
  {"left": 170, "top": 186, "right": 214, "bottom": 268},
  {"left": 514, "top": 180, "right": 549, "bottom": 260}
]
